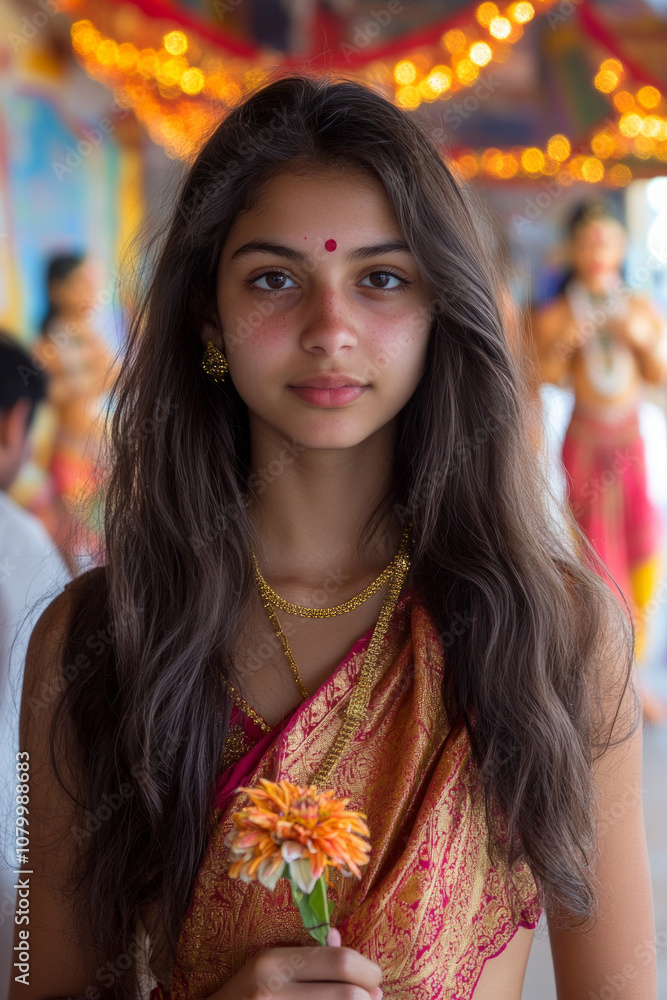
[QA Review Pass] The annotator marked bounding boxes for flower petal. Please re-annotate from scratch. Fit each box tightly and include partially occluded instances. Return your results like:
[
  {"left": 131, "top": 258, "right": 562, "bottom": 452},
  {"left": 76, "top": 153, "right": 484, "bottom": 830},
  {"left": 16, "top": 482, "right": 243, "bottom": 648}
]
[
  {"left": 282, "top": 840, "right": 306, "bottom": 863},
  {"left": 258, "top": 857, "right": 286, "bottom": 891},
  {"left": 288, "top": 857, "right": 318, "bottom": 894}
]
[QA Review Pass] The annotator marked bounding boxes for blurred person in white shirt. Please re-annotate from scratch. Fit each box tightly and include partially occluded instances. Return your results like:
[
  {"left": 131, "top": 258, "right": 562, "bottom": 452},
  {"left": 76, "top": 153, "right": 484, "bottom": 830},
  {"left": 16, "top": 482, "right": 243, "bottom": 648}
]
[{"left": 0, "top": 331, "right": 71, "bottom": 996}]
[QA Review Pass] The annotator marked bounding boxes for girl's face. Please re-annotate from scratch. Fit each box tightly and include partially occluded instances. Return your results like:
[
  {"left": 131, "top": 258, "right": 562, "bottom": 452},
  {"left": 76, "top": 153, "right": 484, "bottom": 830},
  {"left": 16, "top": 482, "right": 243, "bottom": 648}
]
[{"left": 206, "top": 165, "right": 432, "bottom": 450}]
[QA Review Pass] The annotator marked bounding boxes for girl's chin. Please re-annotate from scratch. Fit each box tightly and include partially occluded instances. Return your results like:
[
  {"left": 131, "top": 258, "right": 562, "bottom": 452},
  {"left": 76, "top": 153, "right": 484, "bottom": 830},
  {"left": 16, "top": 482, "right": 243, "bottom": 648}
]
[{"left": 257, "top": 419, "right": 380, "bottom": 452}]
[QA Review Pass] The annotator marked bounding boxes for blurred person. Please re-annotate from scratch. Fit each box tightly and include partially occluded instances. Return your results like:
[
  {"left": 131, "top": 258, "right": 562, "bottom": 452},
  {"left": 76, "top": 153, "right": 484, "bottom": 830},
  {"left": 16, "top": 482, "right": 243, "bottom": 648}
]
[
  {"left": 12, "top": 79, "right": 654, "bottom": 1000},
  {"left": 31, "top": 252, "right": 120, "bottom": 575},
  {"left": 531, "top": 200, "right": 667, "bottom": 723},
  {"left": 0, "top": 332, "right": 71, "bottom": 996}
]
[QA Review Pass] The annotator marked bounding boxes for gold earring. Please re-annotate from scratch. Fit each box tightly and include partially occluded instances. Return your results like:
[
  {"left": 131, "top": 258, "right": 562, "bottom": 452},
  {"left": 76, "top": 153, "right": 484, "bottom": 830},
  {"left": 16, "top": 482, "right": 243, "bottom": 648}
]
[{"left": 202, "top": 340, "right": 229, "bottom": 383}]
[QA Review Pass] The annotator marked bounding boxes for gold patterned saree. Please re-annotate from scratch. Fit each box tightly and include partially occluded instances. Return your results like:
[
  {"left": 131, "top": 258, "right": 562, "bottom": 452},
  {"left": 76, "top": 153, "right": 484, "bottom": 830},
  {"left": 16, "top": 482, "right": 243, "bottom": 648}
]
[{"left": 148, "top": 587, "right": 540, "bottom": 999}]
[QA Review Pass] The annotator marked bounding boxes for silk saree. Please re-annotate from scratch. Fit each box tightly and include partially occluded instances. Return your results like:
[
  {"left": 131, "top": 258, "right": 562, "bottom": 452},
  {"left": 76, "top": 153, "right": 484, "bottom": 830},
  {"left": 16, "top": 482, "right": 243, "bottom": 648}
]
[{"left": 145, "top": 586, "right": 540, "bottom": 999}]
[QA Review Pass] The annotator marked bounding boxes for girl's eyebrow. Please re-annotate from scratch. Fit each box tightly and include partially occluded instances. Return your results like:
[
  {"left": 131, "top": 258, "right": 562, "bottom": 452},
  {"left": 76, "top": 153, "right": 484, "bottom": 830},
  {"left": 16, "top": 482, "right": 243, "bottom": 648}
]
[{"left": 229, "top": 239, "right": 413, "bottom": 264}]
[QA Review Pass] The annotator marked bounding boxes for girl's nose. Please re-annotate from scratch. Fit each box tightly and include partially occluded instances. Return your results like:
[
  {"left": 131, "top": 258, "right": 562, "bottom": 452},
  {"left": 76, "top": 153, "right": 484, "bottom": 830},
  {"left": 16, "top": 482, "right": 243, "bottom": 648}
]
[{"left": 300, "top": 292, "right": 357, "bottom": 354}]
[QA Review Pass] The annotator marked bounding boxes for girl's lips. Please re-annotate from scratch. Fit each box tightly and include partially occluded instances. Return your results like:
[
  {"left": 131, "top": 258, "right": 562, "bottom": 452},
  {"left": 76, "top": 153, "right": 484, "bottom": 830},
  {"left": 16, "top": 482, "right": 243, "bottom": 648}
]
[{"left": 288, "top": 385, "right": 368, "bottom": 407}]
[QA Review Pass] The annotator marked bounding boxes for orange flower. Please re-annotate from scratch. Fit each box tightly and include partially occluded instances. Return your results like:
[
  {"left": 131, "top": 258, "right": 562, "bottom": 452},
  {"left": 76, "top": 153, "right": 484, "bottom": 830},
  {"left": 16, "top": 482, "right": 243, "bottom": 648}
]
[{"left": 225, "top": 778, "right": 371, "bottom": 893}]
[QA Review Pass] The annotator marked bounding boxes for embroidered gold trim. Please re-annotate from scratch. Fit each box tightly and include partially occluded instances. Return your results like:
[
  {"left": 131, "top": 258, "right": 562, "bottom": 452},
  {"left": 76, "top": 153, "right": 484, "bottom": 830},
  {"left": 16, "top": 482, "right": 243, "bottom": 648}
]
[{"left": 221, "top": 678, "right": 272, "bottom": 734}]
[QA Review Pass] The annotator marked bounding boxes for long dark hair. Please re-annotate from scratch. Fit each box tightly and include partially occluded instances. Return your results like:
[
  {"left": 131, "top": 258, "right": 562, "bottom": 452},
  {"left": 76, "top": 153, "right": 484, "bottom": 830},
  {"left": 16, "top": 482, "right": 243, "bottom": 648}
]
[{"left": 41, "top": 74, "right": 635, "bottom": 995}]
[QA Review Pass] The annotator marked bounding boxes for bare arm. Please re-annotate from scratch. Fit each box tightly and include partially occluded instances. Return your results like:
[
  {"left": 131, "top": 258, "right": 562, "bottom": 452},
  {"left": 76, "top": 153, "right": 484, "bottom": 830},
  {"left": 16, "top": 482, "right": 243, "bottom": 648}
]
[
  {"left": 612, "top": 299, "right": 667, "bottom": 385},
  {"left": 31, "top": 339, "right": 78, "bottom": 411},
  {"left": 8, "top": 583, "right": 115, "bottom": 1000},
  {"left": 548, "top": 674, "right": 655, "bottom": 998},
  {"left": 530, "top": 301, "right": 577, "bottom": 386}
]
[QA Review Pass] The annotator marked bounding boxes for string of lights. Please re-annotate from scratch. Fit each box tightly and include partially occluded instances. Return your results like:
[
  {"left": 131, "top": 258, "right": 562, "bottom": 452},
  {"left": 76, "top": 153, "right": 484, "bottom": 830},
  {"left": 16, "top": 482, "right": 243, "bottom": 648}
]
[{"left": 67, "top": 2, "right": 666, "bottom": 187}]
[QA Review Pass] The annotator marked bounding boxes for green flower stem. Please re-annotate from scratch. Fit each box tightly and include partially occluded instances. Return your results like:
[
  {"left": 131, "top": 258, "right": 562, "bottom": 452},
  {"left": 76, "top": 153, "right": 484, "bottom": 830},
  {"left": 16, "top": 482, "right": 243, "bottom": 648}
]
[{"left": 286, "top": 871, "right": 334, "bottom": 946}]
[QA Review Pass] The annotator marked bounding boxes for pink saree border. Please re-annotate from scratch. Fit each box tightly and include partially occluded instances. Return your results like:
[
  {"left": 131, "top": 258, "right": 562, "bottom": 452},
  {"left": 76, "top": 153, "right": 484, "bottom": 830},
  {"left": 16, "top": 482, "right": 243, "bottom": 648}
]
[{"left": 470, "top": 916, "right": 541, "bottom": 996}]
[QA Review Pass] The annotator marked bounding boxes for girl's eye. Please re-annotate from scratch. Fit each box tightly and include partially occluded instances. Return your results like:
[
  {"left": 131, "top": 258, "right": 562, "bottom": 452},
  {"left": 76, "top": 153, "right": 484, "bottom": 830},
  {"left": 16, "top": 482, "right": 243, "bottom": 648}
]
[
  {"left": 249, "top": 271, "right": 297, "bottom": 291},
  {"left": 360, "top": 271, "right": 408, "bottom": 291}
]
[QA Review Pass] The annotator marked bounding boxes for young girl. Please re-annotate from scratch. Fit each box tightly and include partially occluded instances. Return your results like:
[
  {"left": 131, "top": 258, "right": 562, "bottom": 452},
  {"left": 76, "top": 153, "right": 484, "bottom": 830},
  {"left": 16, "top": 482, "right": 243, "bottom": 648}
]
[{"left": 14, "top": 76, "right": 653, "bottom": 1000}]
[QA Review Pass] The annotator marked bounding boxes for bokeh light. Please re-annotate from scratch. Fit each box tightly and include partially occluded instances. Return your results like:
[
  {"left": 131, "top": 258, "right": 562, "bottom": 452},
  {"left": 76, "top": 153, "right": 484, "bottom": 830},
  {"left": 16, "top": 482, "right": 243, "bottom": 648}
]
[
  {"left": 581, "top": 157, "right": 604, "bottom": 182},
  {"left": 508, "top": 2, "right": 535, "bottom": 22},
  {"left": 394, "top": 60, "right": 417, "bottom": 85},
  {"left": 595, "top": 69, "right": 619, "bottom": 93},
  {"left": 469, "top": 42, "right": 493, "bottom": 66},
  {"left": 521, "top": 147, "right": 545, "bottom": 172},
  {"left": 489, "top": 16, "right": 512, "bottom": 38},
  {"left": 591, "top": 132, "right": 615, "bottom": 159},
  {"left": 181, "top": 68, "right": 205, "bottom": 95},
  {"left": 475, "top": 2, "right": 499, "bottom": 25},
  {"left": 424, "top": 67, "right": 452, "bottom": 94},
  {"left": 163, "top": 31, "right": 188, "bottom": 56},
  {"left": 455, "top": 58, "right": 480, "bottom": 84},
  {"left": 456, "top": 153, "right": 480, "bottom": 178},
  {"left": 547, "top": 134, "right": 570, "bottom": 161},
  {"left": 637, "top": 86, "right": 662, "bottom": 110},
  {"left": 613, "top": 91, "right": 635, "bottom": 113},
  {"left": 396, "top": 85, "right": 421, "bottom": 109},
  {"left": 443, "top": 29, "right": 467, "bottom": 53},
  {"left": 607, "top": 163, "right": 632, "bottom": 186},
  {"left": 619, "top": 114, "right": 643, "bottom": 137}
]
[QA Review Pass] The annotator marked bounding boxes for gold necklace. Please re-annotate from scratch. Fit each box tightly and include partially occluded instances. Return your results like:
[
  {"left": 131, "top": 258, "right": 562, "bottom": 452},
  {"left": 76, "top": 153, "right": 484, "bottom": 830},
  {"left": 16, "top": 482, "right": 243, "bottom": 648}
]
[
  {"left": 312, "top": 543, "right": 410, "bottom": 787},
  {"left": 221, "top": 527, "right": 411, "bottom": 738},
  {"left": 251, "top": 526, "right": 410, "bottom": 618},
  {"left": 220, "top": 546, "right": 410, "bottom": 791},
  {"left": 257, "top": 527, "right": 411, "bottom": 701}
]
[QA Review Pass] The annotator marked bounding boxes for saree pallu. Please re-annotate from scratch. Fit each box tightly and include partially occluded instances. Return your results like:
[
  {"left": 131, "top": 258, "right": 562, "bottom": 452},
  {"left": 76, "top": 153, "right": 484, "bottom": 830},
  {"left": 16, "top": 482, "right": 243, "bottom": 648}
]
[
  {"left": 149, "top": 588, "right": 541, "bottom": 999},
  {"left": 561, "top": 406, "right": 662, "bottom": 646}
]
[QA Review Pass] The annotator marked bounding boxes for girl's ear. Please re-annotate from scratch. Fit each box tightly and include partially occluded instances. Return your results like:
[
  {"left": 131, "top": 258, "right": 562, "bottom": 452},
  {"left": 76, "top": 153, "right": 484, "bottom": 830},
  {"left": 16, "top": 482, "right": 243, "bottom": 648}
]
[{"left": 200, "top": 320, "right": 223, "bottom": 352}]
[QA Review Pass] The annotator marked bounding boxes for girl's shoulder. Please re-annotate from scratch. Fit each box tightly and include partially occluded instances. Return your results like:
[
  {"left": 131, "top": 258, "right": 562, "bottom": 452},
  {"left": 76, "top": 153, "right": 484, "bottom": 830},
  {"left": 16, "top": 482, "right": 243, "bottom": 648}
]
[
  {"left": 24, "top": 566, "right": 111, "bottom": 707},
  {"left": 63, "top": 564, "right": 108, "bottom": 596},
  {"left": 15, "top": 568, "right": 117, "bottom": 1000},
  {"left": 61, "top": 565, "right": 110, "bottom": 624}
]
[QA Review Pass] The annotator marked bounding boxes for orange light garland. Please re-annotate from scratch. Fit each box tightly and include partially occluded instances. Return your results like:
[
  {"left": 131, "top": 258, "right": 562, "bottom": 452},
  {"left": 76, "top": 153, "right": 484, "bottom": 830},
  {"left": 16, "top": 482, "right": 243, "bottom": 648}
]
[
  {"left": 67, "top": 4, "right": 666, "bottom": 185},
  {"left": 450, "top": 59, "right": 667, "bottom": 187},
  {"left": 68, "top": 0, "right": 552, "bottom": 160}
]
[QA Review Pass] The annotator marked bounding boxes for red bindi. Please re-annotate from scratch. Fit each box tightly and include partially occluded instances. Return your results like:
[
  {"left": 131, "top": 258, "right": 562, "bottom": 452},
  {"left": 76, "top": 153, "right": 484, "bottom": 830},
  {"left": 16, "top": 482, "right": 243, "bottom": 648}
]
[{"left": 324, "top": 239, "right": 337, "bottom": 252}]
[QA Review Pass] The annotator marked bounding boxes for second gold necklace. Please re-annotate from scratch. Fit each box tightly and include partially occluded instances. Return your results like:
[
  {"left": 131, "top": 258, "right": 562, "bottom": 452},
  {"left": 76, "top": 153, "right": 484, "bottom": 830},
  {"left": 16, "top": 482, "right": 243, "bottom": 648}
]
[{"left": 253, "top": 526, "right": 411, "bottom": 699}]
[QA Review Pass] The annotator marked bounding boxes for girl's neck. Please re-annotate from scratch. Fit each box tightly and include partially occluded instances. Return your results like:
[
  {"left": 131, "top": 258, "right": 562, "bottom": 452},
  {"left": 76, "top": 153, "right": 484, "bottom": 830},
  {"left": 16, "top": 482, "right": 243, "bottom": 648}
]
[{"left": 247, "top": 418, "right": 402, "bottom": 585}]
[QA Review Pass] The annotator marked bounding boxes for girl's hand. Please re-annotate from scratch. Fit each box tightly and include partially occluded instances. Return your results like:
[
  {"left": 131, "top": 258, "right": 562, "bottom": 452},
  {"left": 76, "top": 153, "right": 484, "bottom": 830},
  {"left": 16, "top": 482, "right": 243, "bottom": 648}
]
[{"left": 209, "top": 927, "right": 383, "bottom": 999}]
